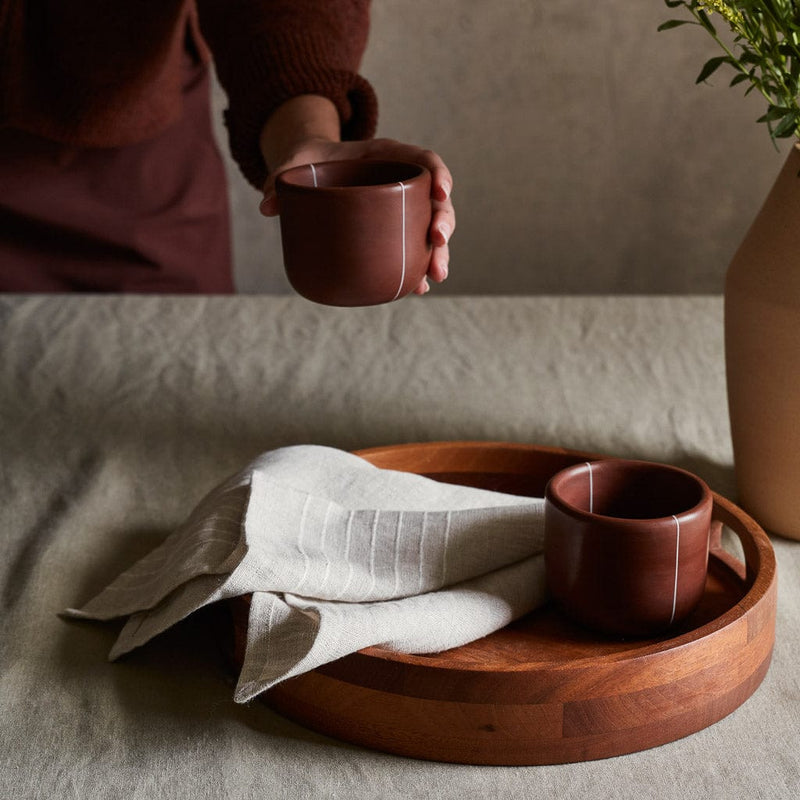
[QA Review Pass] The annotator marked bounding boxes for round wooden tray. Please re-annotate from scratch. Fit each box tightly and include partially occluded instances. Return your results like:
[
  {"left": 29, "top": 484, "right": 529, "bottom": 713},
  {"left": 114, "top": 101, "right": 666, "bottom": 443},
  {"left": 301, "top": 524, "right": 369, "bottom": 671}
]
[{"left": 234, "top": 441, "right": 777, "bottom": 765}]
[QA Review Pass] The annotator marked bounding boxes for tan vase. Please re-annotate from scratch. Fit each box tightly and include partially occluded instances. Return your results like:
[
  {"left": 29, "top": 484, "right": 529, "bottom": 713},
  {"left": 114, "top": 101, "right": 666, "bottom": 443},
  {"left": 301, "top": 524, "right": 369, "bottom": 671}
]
[{"left": 725, "top": 143, "right": 800, "bottom": 540}]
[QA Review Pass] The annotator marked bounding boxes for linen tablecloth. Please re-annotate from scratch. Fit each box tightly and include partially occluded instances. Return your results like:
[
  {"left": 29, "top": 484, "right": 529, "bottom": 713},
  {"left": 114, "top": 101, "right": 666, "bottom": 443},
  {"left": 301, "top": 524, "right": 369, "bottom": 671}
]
[{"left": 1, "top": 295, "right": 798, "bottom": 798}]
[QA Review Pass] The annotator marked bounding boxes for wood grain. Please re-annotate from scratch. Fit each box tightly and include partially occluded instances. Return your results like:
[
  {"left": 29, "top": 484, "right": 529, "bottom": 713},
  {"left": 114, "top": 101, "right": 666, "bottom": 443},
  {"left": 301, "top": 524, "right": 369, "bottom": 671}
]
[{"left": 231, "top": 442, "right": 777, "bottom": 764}]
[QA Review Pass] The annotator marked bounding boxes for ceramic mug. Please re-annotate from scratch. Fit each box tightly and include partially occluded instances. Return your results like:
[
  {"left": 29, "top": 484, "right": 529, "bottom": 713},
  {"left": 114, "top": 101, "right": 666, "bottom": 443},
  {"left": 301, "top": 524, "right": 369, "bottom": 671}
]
[
  {"left": 275, "top": 159, "right": 432, "bottom": 307},
  {"left": 544, "top": 459, "right": 713, "bottom": 637}
]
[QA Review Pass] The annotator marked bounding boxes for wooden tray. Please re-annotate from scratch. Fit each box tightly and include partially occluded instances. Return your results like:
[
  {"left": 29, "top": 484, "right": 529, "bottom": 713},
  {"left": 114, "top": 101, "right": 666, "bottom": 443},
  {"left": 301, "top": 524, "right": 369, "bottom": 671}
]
[{"left": 233, "top": 441, "right": 777, "bottom": 765}]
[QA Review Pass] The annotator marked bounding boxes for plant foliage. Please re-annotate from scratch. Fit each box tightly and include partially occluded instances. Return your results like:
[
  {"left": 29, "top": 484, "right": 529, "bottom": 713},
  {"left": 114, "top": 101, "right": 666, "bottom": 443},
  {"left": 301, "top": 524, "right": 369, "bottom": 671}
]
[{"left": 660, "top": 1, "right": 800, "bottom": 141}]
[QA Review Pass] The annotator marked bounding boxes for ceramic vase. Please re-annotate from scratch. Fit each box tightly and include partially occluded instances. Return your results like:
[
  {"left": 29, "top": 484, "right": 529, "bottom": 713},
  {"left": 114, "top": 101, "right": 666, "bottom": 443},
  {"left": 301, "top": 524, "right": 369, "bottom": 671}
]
[{"left": 725, "top": 143, "right": 800, "bottom": 540}]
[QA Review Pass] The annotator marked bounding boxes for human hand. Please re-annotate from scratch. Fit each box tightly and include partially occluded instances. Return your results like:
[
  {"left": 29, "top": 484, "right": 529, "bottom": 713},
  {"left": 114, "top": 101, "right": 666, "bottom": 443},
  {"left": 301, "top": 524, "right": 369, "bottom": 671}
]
[{"left": 259, "top": 101, "right": 454, "bottom": 295}]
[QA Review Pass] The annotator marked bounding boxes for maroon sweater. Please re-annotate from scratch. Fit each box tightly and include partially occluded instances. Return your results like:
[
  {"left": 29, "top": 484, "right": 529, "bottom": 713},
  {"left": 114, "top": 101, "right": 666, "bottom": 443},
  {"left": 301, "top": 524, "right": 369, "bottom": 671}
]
[{"left": 0, "top": 0, "right": 378, "bottom": 188}]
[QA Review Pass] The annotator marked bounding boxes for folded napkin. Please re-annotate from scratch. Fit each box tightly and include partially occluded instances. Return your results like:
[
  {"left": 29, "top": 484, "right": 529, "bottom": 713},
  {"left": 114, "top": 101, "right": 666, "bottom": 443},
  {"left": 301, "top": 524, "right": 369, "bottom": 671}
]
[{"left": 65, "top": 445, "right": 546, "bottom": 702}]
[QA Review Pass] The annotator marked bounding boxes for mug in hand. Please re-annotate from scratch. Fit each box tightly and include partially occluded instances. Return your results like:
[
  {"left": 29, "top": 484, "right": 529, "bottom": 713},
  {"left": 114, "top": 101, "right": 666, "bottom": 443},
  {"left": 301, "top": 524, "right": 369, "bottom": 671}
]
[
  {"left": 275, "top": 159, "right": 432, "bottom": 307},
  {"left": 544, "top": 459, "right": 713, "bottom": 637}
]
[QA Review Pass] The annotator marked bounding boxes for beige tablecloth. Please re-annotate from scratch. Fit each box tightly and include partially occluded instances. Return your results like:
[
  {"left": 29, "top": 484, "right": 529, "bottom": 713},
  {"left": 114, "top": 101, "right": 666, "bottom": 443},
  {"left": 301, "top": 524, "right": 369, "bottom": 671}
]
[{"left": 1, "top": 295, "right": 798, "bottom": 798}]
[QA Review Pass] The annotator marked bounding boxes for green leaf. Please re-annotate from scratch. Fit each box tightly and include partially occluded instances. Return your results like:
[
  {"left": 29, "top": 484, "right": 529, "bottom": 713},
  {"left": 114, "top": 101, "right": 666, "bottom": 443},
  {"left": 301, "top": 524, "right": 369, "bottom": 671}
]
[
  {"left": 696, "top": 9, "right": 717, "bottom": 36},
  {"left": 739, "top": 51, "right": 762, "bottom": 65},
  {"left": 696, "top": 55, "right": 729, "bottom": 83},
  {"left": 757, "top": 105, "right": 792, "bottom": 122},
  {"left": 772, "top": 113, "right": 799, "bottom": 137},
  {"left": 730, "top": 72, "right": 750, "bottom": 87},
  {"left": 657, "top": 19, "right": 695, "bottom": 31},
  {"left": 778, "top": 43, "right": 800, "bottom": 58}
]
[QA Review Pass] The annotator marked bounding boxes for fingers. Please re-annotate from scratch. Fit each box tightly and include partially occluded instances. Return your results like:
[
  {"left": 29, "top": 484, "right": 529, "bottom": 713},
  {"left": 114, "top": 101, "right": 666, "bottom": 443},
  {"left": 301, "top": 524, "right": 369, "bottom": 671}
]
[
  {"left": 424, "top": 240, "right": 449, "bottom": 286},
  {"left": 412, "top": 277, "right": 431, "bottom": 295},
  {"left": 410, "top": 149, "right": 453, "bottom": 205},
  {"left": 431, "top": 204, "right": 455, "bottom": 248},
  {"left": 418, "top": 155, "right": 454, "bottom": 285},
  {"left": 426, "top": 202, "right": 453, "bottom": 284},
  {"left": 429, "top": 162, "right": 453, "bottom": 204}
]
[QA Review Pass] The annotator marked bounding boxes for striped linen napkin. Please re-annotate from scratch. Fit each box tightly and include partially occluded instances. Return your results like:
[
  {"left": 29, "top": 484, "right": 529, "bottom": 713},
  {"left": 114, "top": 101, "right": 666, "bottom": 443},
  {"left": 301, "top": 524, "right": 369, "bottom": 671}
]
[{"left": 65, "top": 445, "right": 546, "bottom": 702}]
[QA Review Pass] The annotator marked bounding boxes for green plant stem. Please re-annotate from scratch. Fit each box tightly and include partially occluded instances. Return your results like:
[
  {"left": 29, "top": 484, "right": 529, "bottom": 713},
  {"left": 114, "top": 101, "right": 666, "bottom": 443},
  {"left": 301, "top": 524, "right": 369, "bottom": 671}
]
[
  {"left": 692, "top": 6, "right": 778, "bottom": 108},
  {"left": 757, "top": 8, "right": 795, "bottom": 98}
]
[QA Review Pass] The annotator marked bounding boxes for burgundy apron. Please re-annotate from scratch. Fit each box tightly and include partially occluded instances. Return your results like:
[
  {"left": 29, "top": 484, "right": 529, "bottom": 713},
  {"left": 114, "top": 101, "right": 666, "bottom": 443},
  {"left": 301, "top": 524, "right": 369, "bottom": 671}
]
[{"left": 0, "top": 57, "right": 234, "bottom": 293}]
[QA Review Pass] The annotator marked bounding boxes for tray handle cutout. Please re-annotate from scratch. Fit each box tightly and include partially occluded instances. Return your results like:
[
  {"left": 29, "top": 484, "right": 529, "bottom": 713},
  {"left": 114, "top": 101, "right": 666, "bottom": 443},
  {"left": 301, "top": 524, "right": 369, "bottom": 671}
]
[{"left": 710, "top": 496, "right": 771, "bottom": 590}]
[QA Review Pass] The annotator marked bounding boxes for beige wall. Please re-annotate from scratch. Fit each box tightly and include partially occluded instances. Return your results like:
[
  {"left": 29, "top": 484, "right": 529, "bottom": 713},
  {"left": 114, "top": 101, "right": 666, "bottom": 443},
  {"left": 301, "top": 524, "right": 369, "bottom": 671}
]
[{"left": 213, "top": 0, "right": 788, "bottom": 295}]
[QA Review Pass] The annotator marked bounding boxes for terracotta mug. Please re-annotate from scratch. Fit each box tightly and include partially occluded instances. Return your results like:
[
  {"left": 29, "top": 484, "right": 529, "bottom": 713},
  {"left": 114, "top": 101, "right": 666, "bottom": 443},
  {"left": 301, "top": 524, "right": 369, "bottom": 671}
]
[
  {"left": 544, "top": 459, "right": 713, "bottom": 637},
  {"left": 275, "top": 159, "right": 432, "bottom": 306}
]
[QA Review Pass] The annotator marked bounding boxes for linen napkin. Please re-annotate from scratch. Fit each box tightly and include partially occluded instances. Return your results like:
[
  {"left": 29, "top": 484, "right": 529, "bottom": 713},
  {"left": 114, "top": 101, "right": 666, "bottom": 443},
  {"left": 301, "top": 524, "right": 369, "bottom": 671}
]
[{"left": 65, "top": 445, "right": 546, "bottom": 702}]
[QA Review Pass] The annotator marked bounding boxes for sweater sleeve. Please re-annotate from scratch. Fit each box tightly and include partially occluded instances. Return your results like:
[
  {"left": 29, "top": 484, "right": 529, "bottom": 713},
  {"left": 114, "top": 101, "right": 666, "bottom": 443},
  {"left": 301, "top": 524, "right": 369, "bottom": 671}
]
[{"left": 195, "top": 0, "right": 378, "bottom": 189}]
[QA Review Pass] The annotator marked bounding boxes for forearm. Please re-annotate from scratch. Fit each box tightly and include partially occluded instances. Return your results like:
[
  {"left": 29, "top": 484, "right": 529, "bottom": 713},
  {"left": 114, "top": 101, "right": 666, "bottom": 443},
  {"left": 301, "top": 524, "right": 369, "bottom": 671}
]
[
  {"left": 196, "top": 0, "right": 377, "bottom": 189},
  {"left": 259, "top": 95, "right": 341, "bottom": 173}
]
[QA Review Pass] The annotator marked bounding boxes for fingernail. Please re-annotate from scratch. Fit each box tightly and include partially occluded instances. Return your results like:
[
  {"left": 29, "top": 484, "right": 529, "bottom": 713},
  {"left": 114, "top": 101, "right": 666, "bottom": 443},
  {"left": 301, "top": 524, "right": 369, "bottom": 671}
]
[
  {"left": 440, "top": 181, "right": 451, "bottom": 200},
  {"left": 438, "top": 223, "right": 451, "bottom": 244},
  {"left": 441, "top": 262, "right": 449, "bottom": 280}
]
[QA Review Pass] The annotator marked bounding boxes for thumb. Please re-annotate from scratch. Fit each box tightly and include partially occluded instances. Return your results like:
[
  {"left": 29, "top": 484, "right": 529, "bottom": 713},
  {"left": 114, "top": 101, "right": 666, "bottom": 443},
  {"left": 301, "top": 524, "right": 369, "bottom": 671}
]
[
  {"left": 259, "top": 188, "right": 278, "bottom": 217},
  {"left": 259, "top": 174, "right": 279, "bottom": 217}
]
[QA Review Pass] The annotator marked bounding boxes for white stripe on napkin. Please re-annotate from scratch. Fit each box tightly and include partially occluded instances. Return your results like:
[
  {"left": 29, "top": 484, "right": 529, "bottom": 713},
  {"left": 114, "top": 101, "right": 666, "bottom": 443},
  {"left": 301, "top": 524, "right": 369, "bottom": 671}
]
[{"left": 238, "top": 474, "right": 543, "bottom": 602}]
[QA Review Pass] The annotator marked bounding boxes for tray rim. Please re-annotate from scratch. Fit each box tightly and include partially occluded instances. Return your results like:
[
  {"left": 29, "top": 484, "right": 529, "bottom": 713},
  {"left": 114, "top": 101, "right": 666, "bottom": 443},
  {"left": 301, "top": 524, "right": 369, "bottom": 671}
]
[{"left": 351, "top": 440, "right": 776, "bottom": 672}]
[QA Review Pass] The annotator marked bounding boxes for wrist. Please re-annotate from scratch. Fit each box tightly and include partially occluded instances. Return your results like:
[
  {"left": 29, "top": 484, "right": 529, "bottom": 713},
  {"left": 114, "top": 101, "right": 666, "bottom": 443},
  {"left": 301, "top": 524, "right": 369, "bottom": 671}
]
[{"left": 260, "top": 95, "right": 341, "bottom": 172}]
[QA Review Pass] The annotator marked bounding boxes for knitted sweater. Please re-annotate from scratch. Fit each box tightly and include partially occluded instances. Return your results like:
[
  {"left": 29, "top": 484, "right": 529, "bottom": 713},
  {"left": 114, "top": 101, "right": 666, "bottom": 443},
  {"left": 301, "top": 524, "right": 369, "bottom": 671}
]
[{"left": 0, "top": 0, "right": 378, "bottom": 188}]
